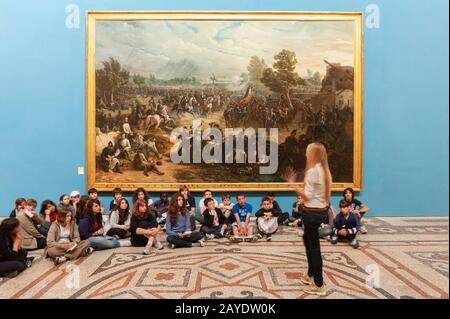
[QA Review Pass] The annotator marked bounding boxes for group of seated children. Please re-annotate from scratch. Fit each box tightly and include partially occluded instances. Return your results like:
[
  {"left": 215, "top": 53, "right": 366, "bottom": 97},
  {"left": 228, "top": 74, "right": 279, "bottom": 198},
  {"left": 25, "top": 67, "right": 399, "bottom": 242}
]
[{"left": 0, "top": 186, "right": 368, "bottom": 278}]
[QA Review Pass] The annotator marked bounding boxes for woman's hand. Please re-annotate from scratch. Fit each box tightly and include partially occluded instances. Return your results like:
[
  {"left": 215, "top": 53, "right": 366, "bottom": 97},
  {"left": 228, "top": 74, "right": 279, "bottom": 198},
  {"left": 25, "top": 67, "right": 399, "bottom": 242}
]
[
  {"left": 282, "top": 166, "right": 299, "bottom": 187},
  {"left": 12, "top": 233, "right": 22, "bottom": 252}
]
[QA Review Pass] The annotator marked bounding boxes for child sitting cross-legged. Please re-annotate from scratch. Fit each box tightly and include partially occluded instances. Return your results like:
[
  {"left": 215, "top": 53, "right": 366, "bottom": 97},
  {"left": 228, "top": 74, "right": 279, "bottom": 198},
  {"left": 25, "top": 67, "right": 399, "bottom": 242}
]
[
  {"left": 46, "top": 208, "right": 92, "bottom": 265},
  {"left": 166, "top": 193, "right": 205, "bottom": 249},
  {"left": 201, "top": 198, "right": 228, "bottom": 240},
  {"left": 255, "top": 196, "right": 279, "bottom": 241},
  {"left": 218, "top": 193, "right": 235, "bottom": 237},
  {"left": 230, "top": 193, "right": 256, "bottom": 242},
  {"left": 130, "top": 199, "right": 163, "bottom": 256},
  {"left": 331, "top": 199, "right": 360, "bottom": 249}
]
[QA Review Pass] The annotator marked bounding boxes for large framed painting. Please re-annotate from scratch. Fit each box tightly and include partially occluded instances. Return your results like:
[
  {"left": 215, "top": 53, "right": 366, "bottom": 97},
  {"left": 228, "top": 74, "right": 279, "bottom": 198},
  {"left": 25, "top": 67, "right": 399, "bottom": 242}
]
[{"left": 86, "top": 11, "right": 363, "bottom": 192}]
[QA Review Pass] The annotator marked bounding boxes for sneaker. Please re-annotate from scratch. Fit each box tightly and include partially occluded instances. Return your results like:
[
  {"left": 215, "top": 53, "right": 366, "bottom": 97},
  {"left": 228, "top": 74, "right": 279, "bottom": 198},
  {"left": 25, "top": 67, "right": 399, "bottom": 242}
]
[
  {"left": 143, "top": 247, "right": 156, "bottom": 256},
  {"left": 54, "top": 256, "right": 67, "bottom": 266},
  {"left": 304, "top": 283, "right": 327, "bottom": 296},
  {"left": 83, "top": 247, "right": 94, "bottom": 256},
  {"left": 198, "top": 239, "right": 205, "bottom": 247},
  {"left": 266, "top": 234, "right": 272, "bottom": 242},
  {"left": 113, "top": 235, "right": 120, "bottom": 240},
  {"left": 205, "top": 233, "right": 215, "bottom": 240},
  {"left": 154, "top": 241, "right": 164, "bottom": 250},
  {"left": 351, "top": 239, "right": 359, "bottom": 249},
  {"left": 331, "top": 236, "right": 338, "bottom": 244},
  {"left": 256, "top": 233, "right": 263, "bottom": 239},
  {"left": 25, "top": 257, "right": 35, "bottom": 268},
  {"left": 3, "top": 271, "right": 19, "bottom": 278},
  {"left": 360, "top": 225, "right": 368, "bottom": 234},
  {"left": 300, "top": 274, "right": 313, "bottom": 286},
  {"left": 169, "top": 243, "right": 176, "bottom": 249},
  {"left": 229, "top": 236, "right": 243, "bottom": 243},
  {"left": 287, "top": 222, "right": 295, "bottom": 227}
]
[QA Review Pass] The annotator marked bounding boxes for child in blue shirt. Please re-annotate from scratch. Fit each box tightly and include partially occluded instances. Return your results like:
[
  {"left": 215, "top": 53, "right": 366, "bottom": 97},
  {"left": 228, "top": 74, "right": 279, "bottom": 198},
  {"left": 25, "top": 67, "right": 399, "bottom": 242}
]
[
  {"left": 331, "top": 199, "right": 360, "bottom": 249},
  {"left": 231, "top": 193, "right": 255, "bottom": 240}
]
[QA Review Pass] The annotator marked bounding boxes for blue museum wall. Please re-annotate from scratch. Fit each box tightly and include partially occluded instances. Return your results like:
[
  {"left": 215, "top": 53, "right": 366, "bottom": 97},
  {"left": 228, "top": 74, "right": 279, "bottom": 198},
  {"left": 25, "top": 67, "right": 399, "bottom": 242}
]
[{"left": 0, "top": 0, "right": 448, "bottom": 216}]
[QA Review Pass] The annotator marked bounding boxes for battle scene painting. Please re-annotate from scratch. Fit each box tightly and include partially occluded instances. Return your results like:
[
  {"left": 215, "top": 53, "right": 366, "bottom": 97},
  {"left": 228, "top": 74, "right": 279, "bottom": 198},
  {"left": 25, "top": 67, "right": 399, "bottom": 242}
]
[{"left": 87, "top": 12, "right": 363, "bottom": 191}]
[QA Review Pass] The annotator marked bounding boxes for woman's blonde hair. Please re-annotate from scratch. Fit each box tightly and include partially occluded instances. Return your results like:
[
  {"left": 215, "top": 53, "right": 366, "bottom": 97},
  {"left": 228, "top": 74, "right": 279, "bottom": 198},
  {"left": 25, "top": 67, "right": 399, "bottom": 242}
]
[{"left": 305, "top": 143, "right": 332, "bottom": 204}]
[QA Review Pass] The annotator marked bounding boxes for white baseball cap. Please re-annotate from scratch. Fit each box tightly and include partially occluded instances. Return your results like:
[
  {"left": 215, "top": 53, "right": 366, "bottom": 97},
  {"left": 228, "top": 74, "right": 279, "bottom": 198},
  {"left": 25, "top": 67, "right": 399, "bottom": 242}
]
[{"left": 70, "top": 190, "right": 80, "bottom": 197}]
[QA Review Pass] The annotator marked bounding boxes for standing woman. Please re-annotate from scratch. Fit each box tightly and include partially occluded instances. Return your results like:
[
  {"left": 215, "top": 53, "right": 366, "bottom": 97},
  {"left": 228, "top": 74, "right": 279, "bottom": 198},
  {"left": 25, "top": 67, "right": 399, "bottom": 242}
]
[{"left": 289, "top": 143, "right": 332, "bottom": 296}]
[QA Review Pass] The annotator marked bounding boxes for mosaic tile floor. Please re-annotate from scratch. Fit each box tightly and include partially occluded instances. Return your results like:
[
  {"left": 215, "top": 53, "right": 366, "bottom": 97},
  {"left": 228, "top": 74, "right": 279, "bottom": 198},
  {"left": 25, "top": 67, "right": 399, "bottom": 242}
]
[{"left": 0, "top": 217, "right": 448, "bottom": 299}]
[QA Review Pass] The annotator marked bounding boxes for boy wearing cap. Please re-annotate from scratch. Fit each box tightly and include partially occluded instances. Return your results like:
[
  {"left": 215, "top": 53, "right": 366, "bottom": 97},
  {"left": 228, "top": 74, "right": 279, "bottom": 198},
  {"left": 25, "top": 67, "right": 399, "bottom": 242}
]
[
  {"left": 331, "top": 200, "right": 360, "bottom": 249},
  {"left": 69, "top": 191, "right": 81, "bottom": 210}
]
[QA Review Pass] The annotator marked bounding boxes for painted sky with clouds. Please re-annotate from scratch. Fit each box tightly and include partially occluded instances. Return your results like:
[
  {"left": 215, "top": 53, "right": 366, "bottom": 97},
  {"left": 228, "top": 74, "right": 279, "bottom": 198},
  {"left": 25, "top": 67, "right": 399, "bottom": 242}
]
[{"left": 96, "top": 20, "right": 354, "bottom": 82}]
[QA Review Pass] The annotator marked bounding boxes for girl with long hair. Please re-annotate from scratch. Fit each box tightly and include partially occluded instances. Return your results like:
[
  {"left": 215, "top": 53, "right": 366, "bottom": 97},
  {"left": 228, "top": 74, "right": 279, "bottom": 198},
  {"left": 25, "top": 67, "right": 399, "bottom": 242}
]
[
  {"left": 179, "top": 185, "right": 197, "bottom": 230},
  {"left": 75, "top": 195, "right": 89, "bottom": 225},
  {"left": 106, "top": 198, "right": 131, "bottom": 239},
  {"left": 39, "top": 199, "right": 58, "bottom": 223},
  {"left": 0, "top": 218, "right": 34, "bottom": 278},
  {"left": 78, "top": 199, "right": 130, "bottom": 251},
  {"left": 286, "top": 142, "right": 332, "bottom": 296},
  {"left": 166, "top": 193, "right": 204, "bottom": 248},
  {"left": 46, "top": 209, "right": 92, "bottom": 265},
  {"left": 130, "top": 199, "right": 163, "bottom": 255},
  {"left": 132, "top": 187, "right": 153, "bottom": 207}
]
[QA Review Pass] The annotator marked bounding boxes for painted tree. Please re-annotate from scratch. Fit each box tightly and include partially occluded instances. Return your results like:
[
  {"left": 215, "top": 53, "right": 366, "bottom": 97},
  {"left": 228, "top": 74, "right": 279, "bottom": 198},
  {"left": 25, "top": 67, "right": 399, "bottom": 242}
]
[
  {"left": 247, "top": 56, "right": 267, "bottom": 83},
  {"left": 132, "top": 74, "right": 146, "bottom": 85},
  {"left": 306, "top": 69, "right": 322, "bottom": 87},
  {"left": 260, "top": 49, "right": 305, "bottom": 110},
  {"left": 243, "top": 56, "right": 269, "bottom": 93},
  {"left": 95, "top": 57, "right": 130, "bottom": 103}
]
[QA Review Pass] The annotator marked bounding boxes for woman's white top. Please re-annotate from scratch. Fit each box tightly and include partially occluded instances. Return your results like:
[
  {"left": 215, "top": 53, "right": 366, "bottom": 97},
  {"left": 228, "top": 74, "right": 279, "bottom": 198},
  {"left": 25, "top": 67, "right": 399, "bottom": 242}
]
[{"left": 303, "top": 163, "right": 329, "bottom": 209}]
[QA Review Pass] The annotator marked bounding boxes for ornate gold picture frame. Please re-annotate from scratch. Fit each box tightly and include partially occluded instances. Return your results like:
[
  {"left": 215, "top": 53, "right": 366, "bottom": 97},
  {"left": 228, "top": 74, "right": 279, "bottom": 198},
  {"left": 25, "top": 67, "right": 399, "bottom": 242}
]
[{"left": 86, "top": 11, "right": 363, "bottom": 192}]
